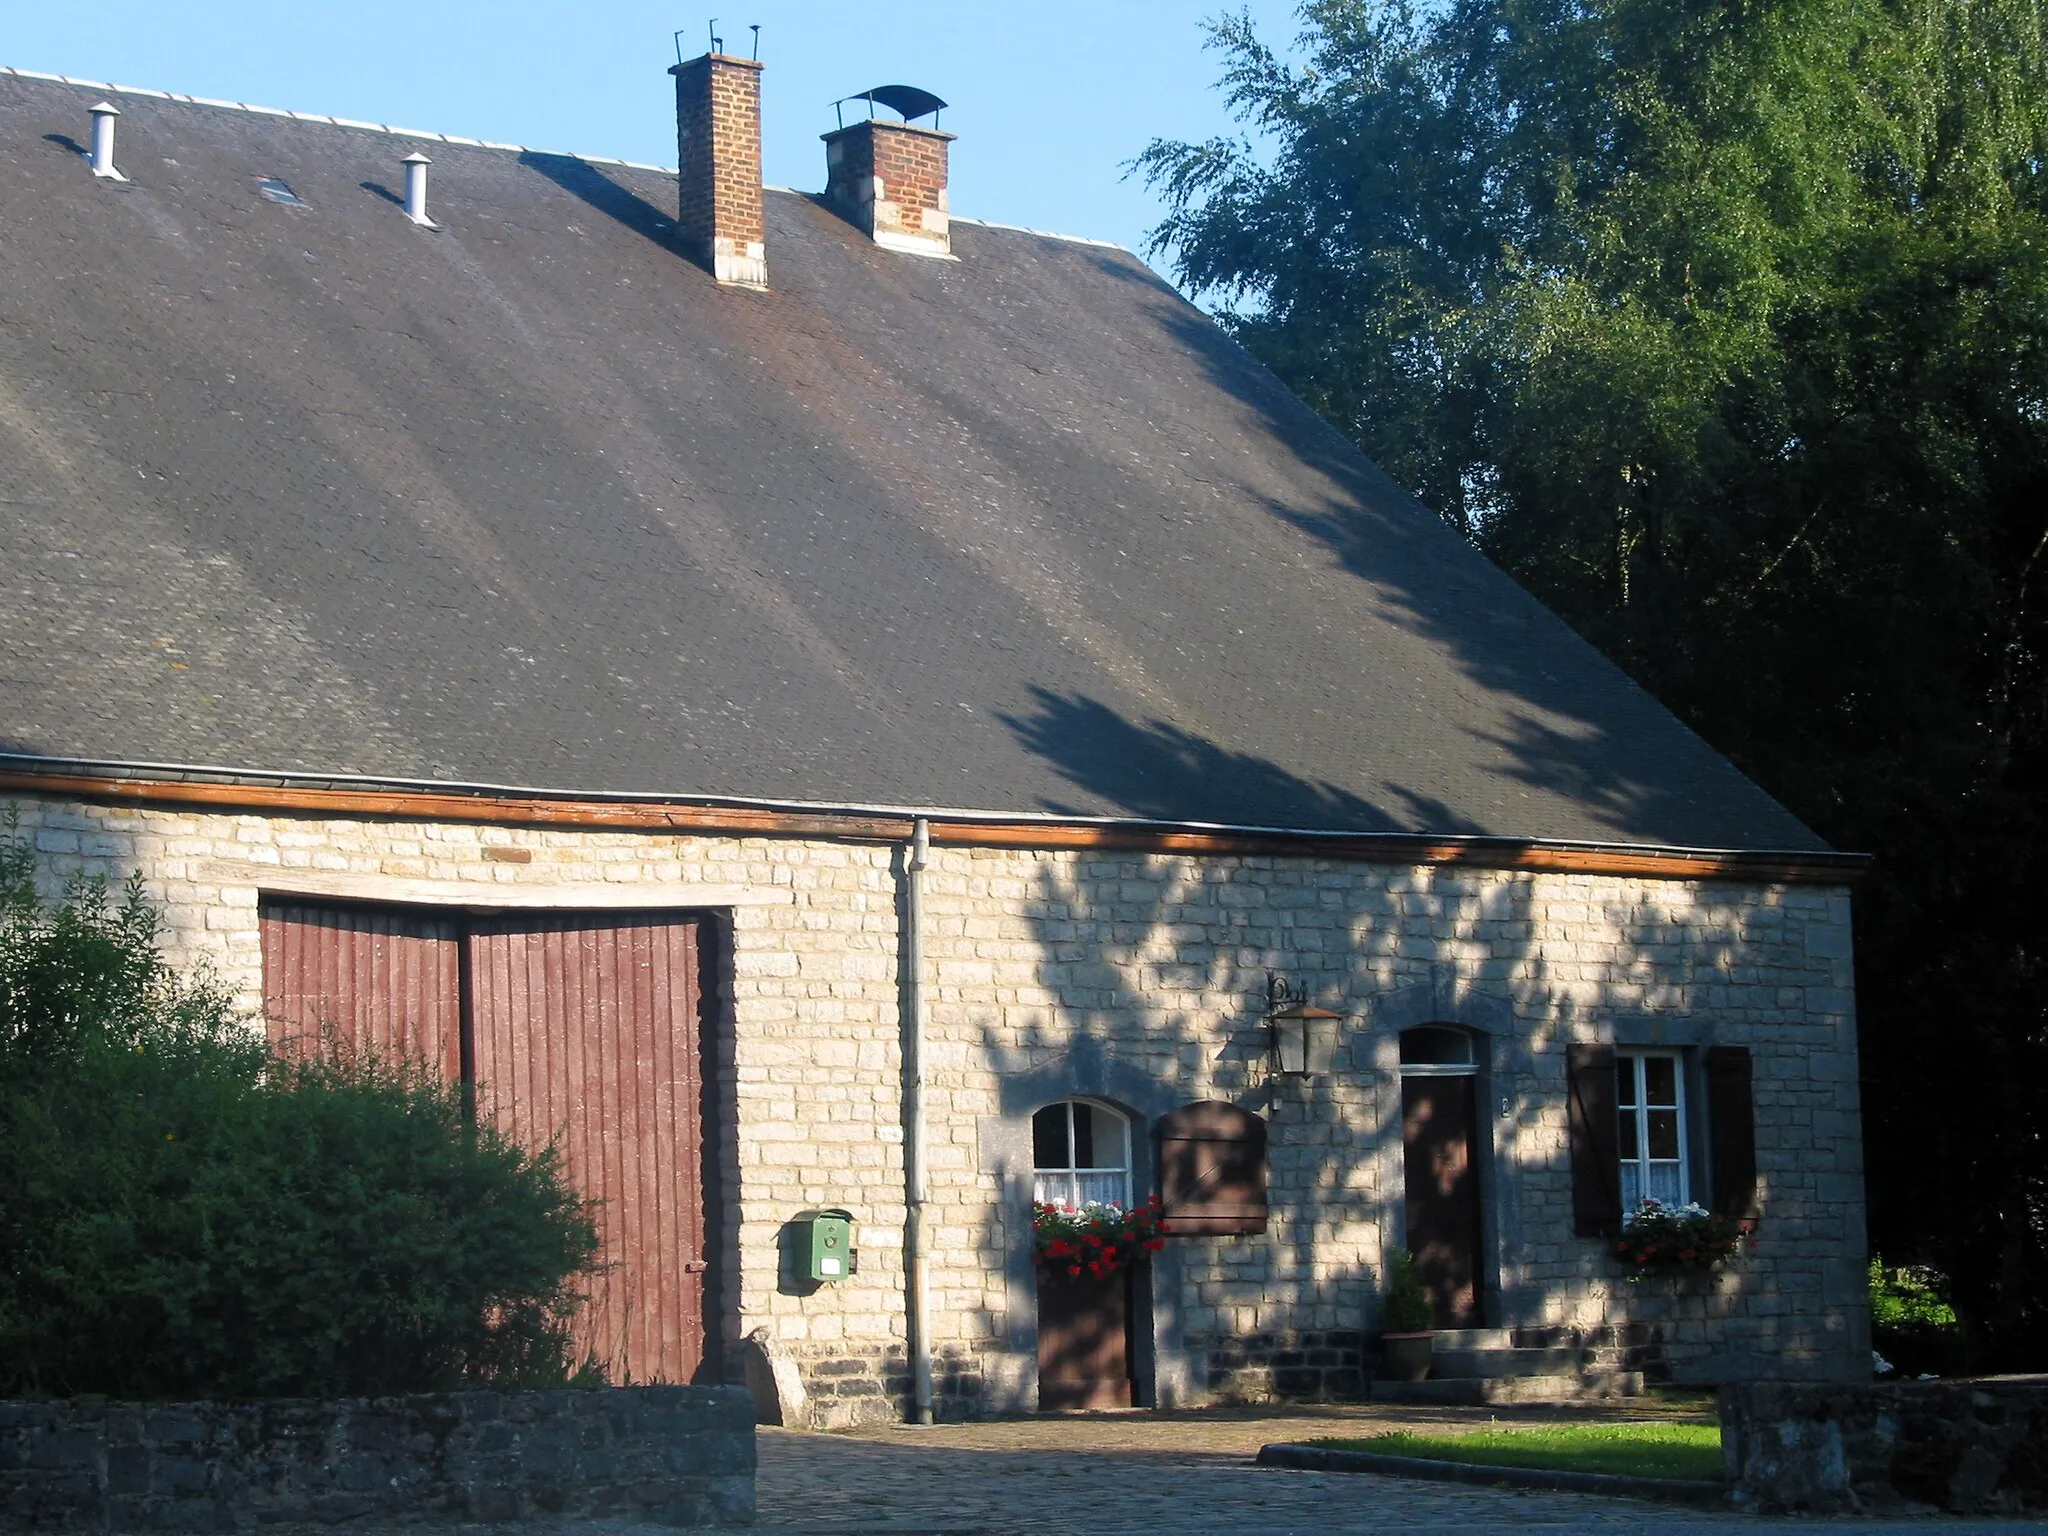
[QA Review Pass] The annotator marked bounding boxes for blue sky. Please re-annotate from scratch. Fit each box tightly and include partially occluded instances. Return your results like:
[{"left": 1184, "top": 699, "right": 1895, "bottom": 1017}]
[{"left": 5, "top": 2, "right": 1301, "bottom": 264}]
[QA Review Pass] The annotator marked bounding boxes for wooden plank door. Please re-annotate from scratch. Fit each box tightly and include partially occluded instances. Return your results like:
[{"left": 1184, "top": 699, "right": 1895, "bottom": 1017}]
[
  {"left": 259, "top": 898, "right": 461, "bottom": 1078},
  {"left": 1036, "top": 1266, "right": 1134, "bottom": 1409},
  {"left": 1401, "top": 1075, "right": 1483, "bottom": 1327},
  {"left": 467, "top": 912, "right": 708, "bottom": 1385}
]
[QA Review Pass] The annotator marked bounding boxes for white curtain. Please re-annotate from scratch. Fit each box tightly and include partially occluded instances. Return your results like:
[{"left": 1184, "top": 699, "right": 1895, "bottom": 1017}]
[
  {"left": 1034, "top": 1170, "right": 1128, "bottom": 1210},
  {"left": 1623, "top": 1162, "right": 1685, "bottom": 1212}
]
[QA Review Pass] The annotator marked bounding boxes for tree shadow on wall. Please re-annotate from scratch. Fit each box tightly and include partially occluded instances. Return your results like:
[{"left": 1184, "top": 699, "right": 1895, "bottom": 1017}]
[{"left": 963, "top": 804, "right": 1805, "bottom": 1398}]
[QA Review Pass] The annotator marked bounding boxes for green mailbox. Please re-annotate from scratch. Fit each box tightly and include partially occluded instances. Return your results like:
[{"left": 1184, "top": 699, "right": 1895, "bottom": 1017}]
[{"left": 794, "top": 1208, "right": 857, "bottom": 1282}]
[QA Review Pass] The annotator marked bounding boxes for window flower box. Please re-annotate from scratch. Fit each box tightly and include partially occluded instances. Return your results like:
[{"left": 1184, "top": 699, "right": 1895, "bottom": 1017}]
[
  {"left": 1615, "top": 1197, "right": 1752, "bottom": 1278},
  {"left": 1033, "top": 1196, "right": 1165, "bottom": 1280}
]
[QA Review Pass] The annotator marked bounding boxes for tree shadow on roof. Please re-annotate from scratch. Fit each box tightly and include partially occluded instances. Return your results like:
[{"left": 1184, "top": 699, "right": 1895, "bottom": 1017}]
[
  {"left": 518, "top": 152, "right": 677, "bottom": 250},
  {"left": 997, "top": 686, "right": 1398, "bottom": 833},
  {"left": 1096, "top": 278, "right": 1819, "bottom": 850}
]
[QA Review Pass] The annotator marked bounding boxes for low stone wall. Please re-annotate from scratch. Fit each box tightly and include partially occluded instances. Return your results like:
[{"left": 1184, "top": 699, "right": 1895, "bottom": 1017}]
[
  {"left": 0, "top": 1386, "right": 754, "bottom": 1531},
  {"left": 1721, "top": 1377, "right": 2048, "bottom": 1514}
]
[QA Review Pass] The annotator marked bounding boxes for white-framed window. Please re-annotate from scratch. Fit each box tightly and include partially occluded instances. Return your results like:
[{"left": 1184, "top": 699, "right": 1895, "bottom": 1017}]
[
  {"left": 1617, "top": 1051, "right": 1689, "bottom": 1210},
  {"left": 1032, "top": 1099, "right": 1132, "bottom": 1210}
]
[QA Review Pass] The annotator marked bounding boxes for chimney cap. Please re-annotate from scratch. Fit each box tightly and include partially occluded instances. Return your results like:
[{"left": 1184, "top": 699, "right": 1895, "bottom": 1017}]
[
  {"left": 668, "top": 53, "right": 765, "bottom": 76},
  {"left": 88, "top": 100, "right": 121, "bottom": 116},
  {"left": 834, "top": 84, "right": 947, "bottom": 127},
  {"left": 401, "top": 151, "right": 431, "bottom": 165}
]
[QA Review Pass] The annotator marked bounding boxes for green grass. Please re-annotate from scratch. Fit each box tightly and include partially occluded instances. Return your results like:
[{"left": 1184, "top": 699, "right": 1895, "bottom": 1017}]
[{"left": 1306, "top": 1422, "right": 1724, "bottom": 1482}]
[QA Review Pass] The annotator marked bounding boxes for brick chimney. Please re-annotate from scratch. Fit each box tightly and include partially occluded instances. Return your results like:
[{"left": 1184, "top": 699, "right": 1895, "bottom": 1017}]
[
  {"left": 670, "top": 52, "right": 767, "bottom": 288},
  {"left": 823, "top": 118, "right": 956, "bottom": 259}
]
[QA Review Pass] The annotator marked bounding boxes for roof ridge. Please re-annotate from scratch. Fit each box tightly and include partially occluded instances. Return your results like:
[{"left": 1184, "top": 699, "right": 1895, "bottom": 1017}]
[
  {"left": 3, "top": 66, "right": 1131, "bottom": 254},
  {"left": 949, "top": 215, "right": 1126, "bottom": 252},
  {"left": 3, "top": 65, "right": 678, "bottom": 175}
]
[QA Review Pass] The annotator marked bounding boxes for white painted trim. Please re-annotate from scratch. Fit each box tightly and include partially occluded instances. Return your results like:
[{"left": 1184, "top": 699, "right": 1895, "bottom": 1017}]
[{"left": 196, "top": 864, "right": 794, "bottom": 909}]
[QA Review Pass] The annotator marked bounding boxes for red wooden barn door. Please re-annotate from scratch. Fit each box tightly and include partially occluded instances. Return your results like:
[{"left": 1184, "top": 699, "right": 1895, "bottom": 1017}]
[
  {"left": 467, "top": 912, "right": 708, "bottom": 1385},
  {"left": 259, "top": 899, "right": 461, "bottom": 1078}
]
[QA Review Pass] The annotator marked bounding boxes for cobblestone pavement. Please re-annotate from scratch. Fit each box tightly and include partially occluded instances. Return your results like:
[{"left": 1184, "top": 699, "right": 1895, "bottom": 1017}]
[{"left": 752, "top": 1405, "right": 2048, "bottom": 1536}]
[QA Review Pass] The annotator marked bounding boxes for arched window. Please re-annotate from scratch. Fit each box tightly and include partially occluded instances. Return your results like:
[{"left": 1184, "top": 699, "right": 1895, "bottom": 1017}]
[{"left": 1032, "top": 1100, "right": 1132, "bottom": 1210}]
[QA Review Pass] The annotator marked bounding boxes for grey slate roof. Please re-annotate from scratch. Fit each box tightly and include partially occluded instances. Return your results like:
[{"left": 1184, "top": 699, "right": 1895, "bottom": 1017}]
[{"left": 0, "top": 71, "right": 1825, "bottom": 851}]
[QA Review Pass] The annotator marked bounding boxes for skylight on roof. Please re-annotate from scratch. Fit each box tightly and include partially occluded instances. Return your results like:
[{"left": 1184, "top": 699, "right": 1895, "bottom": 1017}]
[{"left": 255, "top": 177, "right": 307, "bottom": 206}]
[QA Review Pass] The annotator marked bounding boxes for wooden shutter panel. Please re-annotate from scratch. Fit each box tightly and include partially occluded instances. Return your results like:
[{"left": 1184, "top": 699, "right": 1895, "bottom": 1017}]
[
  {"left": 1157, "top": 1101, "right": 1267, "bottom": 1235},
  {"left": 259, "top": 898, "right": 462, "bottom": 1079},
  {"left": 1567, "top": 1043, "right": 1622, "bottom": 1237},
  {"left": 1706, "top": 1045, "right": 1760, "bottom": 1221}
]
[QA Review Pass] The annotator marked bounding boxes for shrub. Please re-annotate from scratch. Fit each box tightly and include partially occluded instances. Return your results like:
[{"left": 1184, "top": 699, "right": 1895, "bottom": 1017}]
[
  {"left": 0, "top": 822, "right": 600, "bottom": 1398},
  {"left": 1870, "top": 1257, "right": 1967, "bottom": 1377}
]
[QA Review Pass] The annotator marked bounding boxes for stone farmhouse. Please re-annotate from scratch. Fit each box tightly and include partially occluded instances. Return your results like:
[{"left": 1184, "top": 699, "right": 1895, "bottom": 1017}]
[{"left": 0, "top": 55, "right": 1868, "bottom": 1423}]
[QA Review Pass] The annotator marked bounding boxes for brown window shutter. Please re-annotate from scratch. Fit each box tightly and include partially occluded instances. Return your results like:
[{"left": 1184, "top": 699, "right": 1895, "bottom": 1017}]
[
  {"left": 1567, "top": 1043, "right": 1622, "bottom": 1237},
  {"left": 1705, "top": 1045, "right": 1760, "bottom": 1221},
  {"left": 1156, "top": 1101, "right": 1268, "bottom": 1235}
]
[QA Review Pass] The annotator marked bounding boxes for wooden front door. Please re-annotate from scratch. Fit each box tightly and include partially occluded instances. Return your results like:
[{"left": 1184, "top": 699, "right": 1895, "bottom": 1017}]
[
  {"left": 1036, "top": 1264, "right": 1133, "bottom": 1409},
  {"left": 1401, "top": 1074, "right": 1483, "bottom": 1327}
]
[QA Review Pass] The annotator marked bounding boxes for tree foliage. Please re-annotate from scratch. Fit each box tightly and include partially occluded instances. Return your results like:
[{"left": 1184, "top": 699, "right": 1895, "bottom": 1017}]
[
  {"left": 1144, "top": 0, "right": 2048, "bottom": 1354},
  {"left": 0, "top": 827, "right": 601, "bottom": 1398}
]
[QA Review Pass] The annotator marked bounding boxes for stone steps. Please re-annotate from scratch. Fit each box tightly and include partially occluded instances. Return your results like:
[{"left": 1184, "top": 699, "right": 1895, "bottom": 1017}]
[
  {"left": 1368, "top": 1370, "right": 1647, "bottom": 1405},
  {"left": 1371, "top": 1327, "right": 1651, "bottom": 1404},
  {"left": 1430, "top": 1345, "right": 1591, "bottom": 1378}
]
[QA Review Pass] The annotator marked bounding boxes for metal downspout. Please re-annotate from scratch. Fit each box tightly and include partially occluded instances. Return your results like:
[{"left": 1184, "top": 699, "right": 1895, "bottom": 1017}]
[{"left": 904, "top": 818, "right": 936, "bottom": 1424}]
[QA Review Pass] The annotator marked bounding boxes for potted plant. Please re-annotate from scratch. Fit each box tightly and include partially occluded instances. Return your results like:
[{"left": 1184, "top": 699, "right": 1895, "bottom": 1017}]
[{"left": 1378, "top": 1249, "right": 1436, "bottom": 1381}]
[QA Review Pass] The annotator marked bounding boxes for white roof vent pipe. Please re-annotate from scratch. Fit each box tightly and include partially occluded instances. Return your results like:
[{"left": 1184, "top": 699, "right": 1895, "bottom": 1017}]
[
  {"left": 87, "top": 101, "right": 127, "bottom": 182},
  {"left": 401, "top": 152, "right": 438, "bottom": 228}
]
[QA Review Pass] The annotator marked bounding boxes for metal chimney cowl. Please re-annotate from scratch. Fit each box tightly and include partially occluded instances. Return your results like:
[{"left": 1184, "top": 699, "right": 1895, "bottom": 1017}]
[
  {"left": 87, "top": 100, "right": 126, "bottom": 182},
  {"left": 401, "top": 152, "right": 436, "bottom": 228}
]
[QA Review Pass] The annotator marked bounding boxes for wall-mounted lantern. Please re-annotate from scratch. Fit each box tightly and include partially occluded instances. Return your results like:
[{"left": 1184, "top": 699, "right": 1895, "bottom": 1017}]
[{"left": 1266, "top": 971, "right": 1342, "bottom": 1078}]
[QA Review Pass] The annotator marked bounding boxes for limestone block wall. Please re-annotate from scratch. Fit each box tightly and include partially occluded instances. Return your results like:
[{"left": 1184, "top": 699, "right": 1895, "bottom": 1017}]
[{"left": 7, "top": 793, "right": 1866, "bottom": 1422}]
